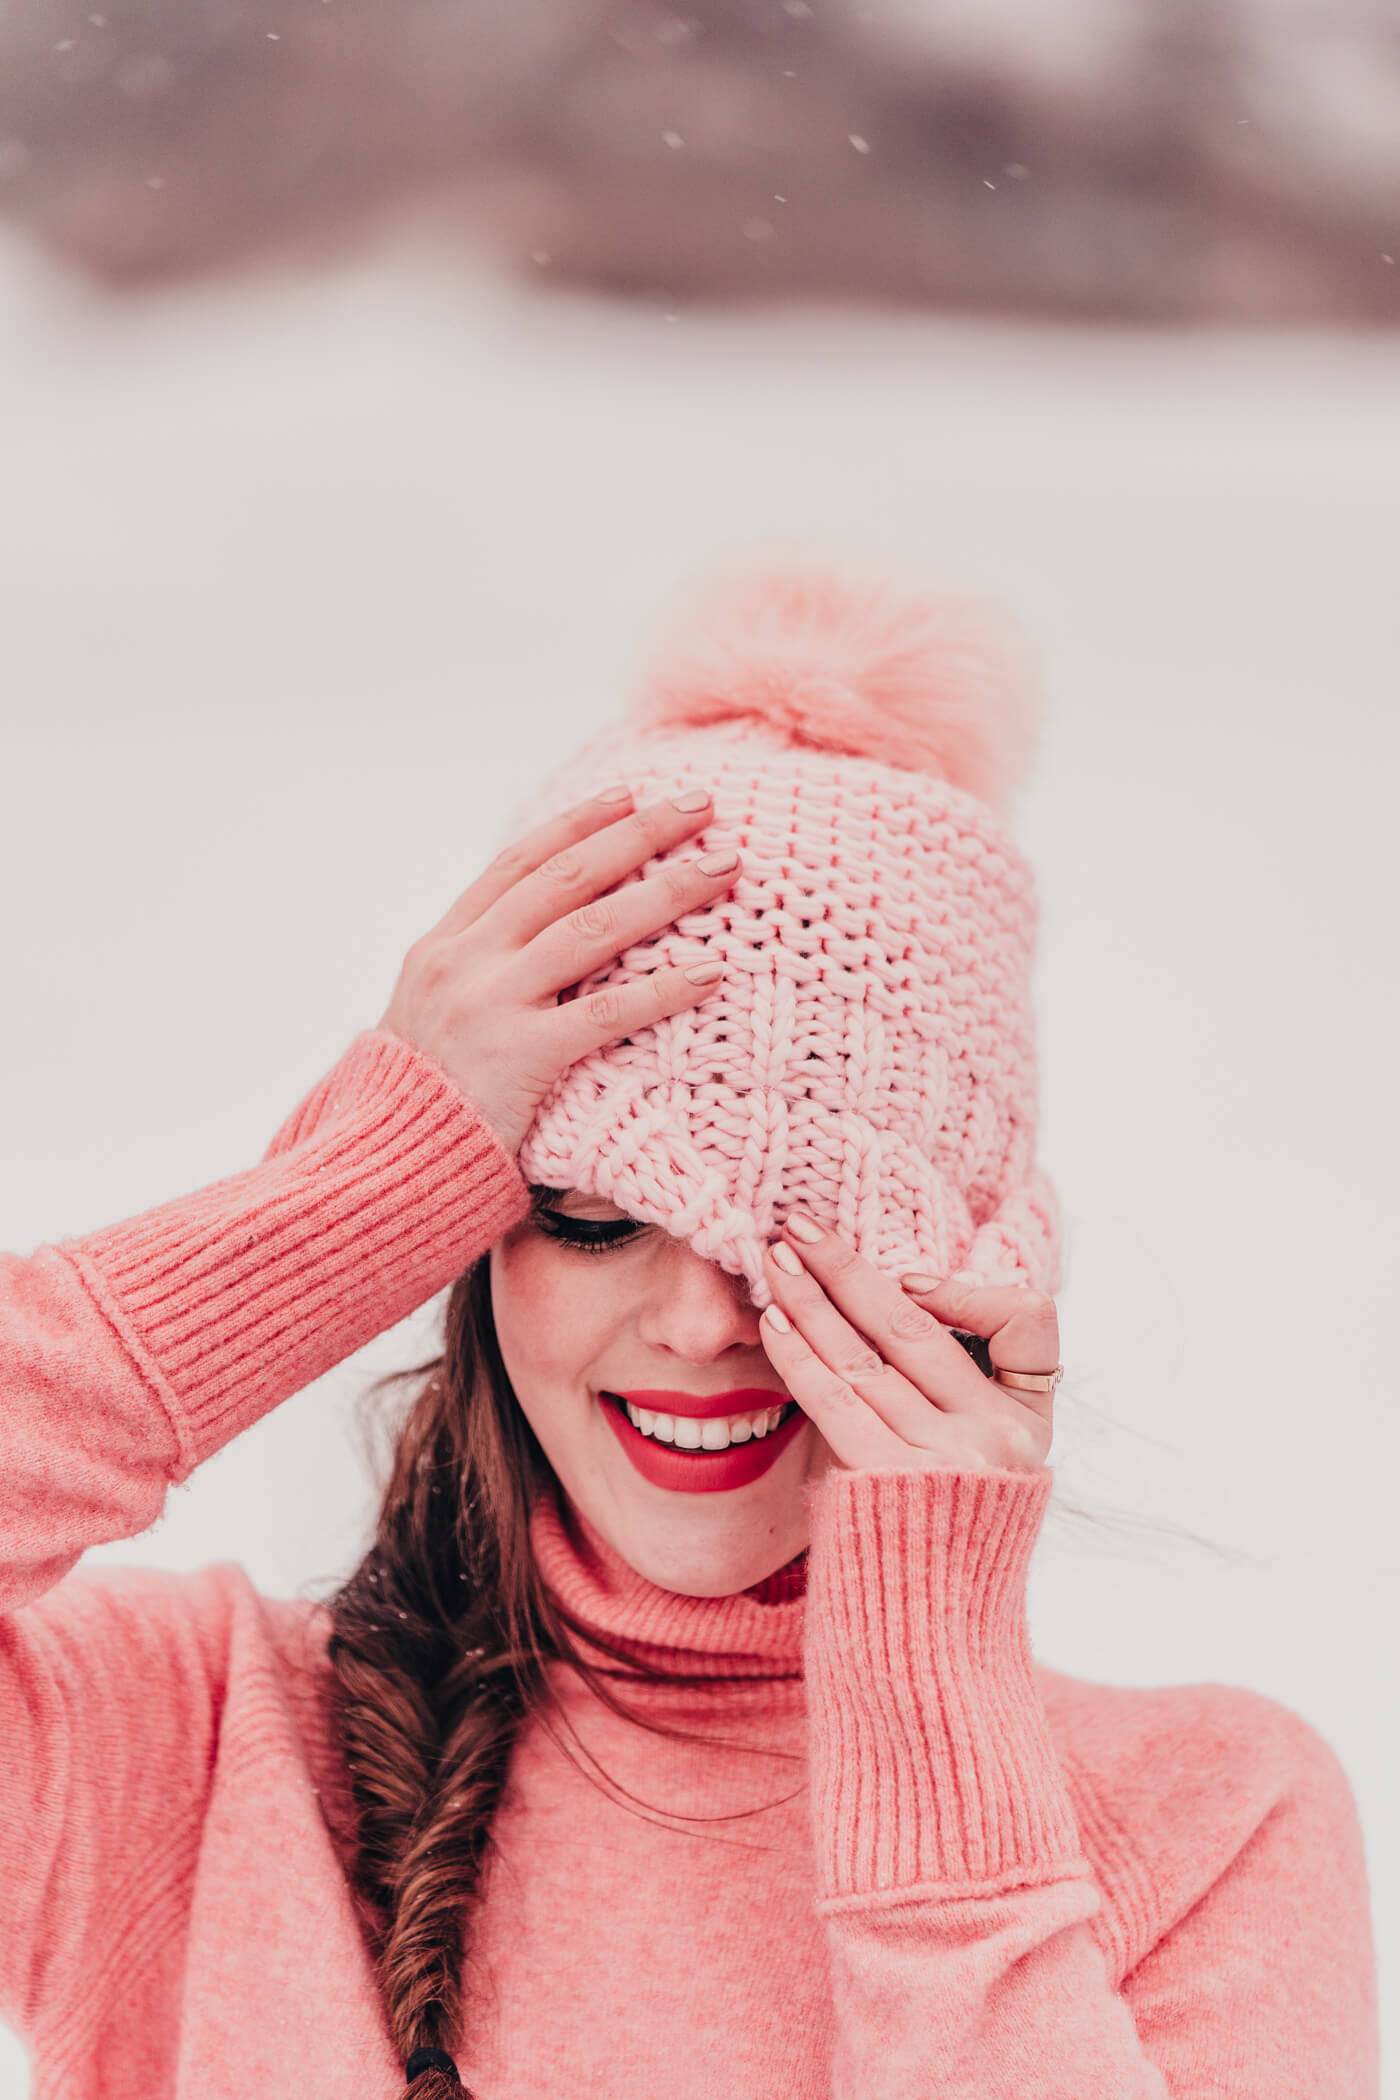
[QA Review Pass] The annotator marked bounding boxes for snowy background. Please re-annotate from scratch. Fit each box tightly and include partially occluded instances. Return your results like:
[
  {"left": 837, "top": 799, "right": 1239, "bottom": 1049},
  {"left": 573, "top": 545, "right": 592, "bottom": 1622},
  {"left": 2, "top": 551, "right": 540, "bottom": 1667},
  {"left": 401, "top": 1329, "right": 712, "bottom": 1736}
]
[{"left": 1, "top": 189, "right": 1398, "bottom": 2100}]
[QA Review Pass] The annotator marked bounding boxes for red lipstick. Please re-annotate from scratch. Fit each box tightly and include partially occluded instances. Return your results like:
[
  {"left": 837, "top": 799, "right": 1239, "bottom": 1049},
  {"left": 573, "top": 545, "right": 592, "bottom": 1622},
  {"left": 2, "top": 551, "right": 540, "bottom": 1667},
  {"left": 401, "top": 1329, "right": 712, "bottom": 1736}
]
[
  {"left": 616, "top": 1387, "right": 785, "bottom": 1420},
  {"left": 599, "top": 1389, "right": 805, "bottom": 1494}
]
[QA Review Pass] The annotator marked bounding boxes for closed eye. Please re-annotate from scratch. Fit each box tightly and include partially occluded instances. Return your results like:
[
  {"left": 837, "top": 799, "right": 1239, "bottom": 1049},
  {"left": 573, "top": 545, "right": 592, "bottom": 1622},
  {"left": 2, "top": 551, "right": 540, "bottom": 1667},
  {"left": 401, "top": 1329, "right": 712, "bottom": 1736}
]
[{"left": 533, "top": 1211, "right": 646, "bottom": 1256}]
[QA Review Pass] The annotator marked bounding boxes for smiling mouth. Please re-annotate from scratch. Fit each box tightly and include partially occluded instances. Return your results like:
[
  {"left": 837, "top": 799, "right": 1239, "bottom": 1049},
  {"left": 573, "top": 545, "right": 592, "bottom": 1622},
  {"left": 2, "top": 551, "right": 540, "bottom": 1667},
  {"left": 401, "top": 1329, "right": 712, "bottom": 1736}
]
[{"left": 602, "top": 1393, "right": 801, "bottom": 1453}]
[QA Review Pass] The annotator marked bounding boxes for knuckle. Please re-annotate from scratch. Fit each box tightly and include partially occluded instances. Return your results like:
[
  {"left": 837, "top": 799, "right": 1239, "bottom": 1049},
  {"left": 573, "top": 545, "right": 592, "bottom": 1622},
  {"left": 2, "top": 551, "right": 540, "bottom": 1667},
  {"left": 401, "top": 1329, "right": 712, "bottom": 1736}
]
[
  {"left": 408, "top": 938, "right": 450, "bottom": 990},
  {"left": 836, "top": 1346, "right": 887, "bottom": 1383},
  {"left": 569, "top": 898, "right": 616, "bottom": 943},
  {"left": 818, "top": 1375, "right": 860, "bottom": 1413},
  {"left": 631, "top": 802, "right": 676, "bottom": 852},
  {"left": 583, "top": 986, "right": 627, "bottom": 1029},
  {"left": 1022, "top": 1290, "right": 1058, "bottom": 1325},
  {"left": 999, "top": 1417, "right": 1042, "bottom": 1467},
  {"left": 539, "top": 846, "right": 587, "bottom": 889},
  {"left": 492, "top": 839, "right": 534, "bottom": 883},
  {"left": 661, "top": 855, "right": 699, "bottom": 902},
  {"left": 888, "top": 1299, "right": 937, "bottom": 1340},
  {"left": 823, "top": 1240, "right": 862, "bottom": 1281}
]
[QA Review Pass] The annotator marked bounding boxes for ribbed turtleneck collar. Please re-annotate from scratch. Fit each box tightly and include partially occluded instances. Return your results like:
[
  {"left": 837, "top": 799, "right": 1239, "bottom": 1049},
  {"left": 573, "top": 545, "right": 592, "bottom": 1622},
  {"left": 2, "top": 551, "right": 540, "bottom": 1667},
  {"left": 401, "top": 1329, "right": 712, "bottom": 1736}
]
[{"left": 528, "top": 1482, "right": 808, "bottom": 1681}]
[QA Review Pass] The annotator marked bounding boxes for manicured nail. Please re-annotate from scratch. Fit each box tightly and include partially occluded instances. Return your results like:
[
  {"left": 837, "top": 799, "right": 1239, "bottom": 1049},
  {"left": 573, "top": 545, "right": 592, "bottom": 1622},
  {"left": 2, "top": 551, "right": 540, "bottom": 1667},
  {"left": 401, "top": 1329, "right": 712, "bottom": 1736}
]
[
  {"left": 671, "top": 788, "right": 711, "bottom": 811},
  {"left": 684, "top": 960, "right": 723, "bottom": 983},
  {"left": 900, "top": 1273, "right": 941, "bottom": 1293},
  {"left": 595, "top": 781, "right": 632, "bottom": 802},
  {"left": 697, "top": 849, "right": 738, "bottom": 875},
  {"left": 770, "top": 1241, "right": 803, "bottom": 1274},
  {"left": 785, "top": 1211, "right": 822, "bottom": 1242},
  {"left": 763, "top": 1305, "right": 792, "bottom": 1332}
]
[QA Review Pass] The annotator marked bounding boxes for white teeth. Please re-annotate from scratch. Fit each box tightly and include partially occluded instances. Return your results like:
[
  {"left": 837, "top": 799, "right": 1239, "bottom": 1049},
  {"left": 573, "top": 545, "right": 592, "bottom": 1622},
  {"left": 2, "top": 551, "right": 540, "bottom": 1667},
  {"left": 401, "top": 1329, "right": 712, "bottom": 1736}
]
[{"left": 621, "top": 1399, "right": 791, "bottom": 1450}]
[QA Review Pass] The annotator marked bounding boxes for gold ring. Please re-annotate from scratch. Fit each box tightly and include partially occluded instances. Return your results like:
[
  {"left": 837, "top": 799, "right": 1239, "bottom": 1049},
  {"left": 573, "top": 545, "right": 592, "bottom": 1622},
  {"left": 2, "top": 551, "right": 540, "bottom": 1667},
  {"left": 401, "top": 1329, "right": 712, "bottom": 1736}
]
[{"left": 992, "top": 1364, "right": 1064, "bottom": 1396}]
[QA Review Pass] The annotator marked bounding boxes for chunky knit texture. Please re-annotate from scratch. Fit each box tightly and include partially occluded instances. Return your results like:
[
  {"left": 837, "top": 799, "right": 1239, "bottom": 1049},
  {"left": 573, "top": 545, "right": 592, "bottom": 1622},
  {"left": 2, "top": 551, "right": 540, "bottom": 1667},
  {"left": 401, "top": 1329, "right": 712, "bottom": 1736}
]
[
  {"left": 0, "top": 1033, "right": 1379, "bottom": 2098},
  {"left": 499, "top": 552, "right": 1062, "bottom": 1312}
]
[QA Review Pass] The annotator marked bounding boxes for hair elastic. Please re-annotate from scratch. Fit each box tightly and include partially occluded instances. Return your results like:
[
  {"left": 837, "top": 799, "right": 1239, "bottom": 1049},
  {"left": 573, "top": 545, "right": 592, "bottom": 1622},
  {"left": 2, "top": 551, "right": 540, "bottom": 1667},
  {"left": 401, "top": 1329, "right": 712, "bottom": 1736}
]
[{"left": 405, "top": 2044, "right": 459, "bottom": 2083}]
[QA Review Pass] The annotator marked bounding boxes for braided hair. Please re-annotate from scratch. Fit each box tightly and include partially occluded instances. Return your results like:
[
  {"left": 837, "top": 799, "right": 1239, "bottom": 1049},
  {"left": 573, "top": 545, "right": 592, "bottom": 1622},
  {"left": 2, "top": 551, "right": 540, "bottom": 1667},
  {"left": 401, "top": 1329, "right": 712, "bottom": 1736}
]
[{"left": 325, "top": 1195, "right": 803, "bottom": 2096}]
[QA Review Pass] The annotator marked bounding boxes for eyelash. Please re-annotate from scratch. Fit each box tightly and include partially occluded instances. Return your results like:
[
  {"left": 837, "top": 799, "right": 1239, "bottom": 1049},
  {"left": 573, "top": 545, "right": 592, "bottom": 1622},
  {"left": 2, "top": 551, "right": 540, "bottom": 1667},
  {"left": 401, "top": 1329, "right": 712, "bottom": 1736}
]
[{"left": 534, "top": 1214, "right": 645, "bottom": 1256}]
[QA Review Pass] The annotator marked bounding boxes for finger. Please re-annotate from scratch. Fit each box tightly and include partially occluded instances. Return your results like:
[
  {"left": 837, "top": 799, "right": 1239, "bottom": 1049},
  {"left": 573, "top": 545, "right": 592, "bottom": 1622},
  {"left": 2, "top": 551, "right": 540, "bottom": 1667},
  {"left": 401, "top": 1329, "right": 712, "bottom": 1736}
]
[
  {"left": 763, "top": 1240, "right": 967, "bottom": 1446},
  {"left": 428, "top": 785, "right": 641, "bottom": 941},
  {"left": 480, "top": 789, "right": 726, "bottom": 955},
  {"left": 900, "top": 1276, "right": 1061, "bottom": 1378},
  {"left": 757, "top": 1302, "right": 912, "bottom": 1471},
  {"left": 900, "top": 1275, "right": 1061, "bottom": 1435},
  {"left": 774, "top": 1224, "right": 994, "bottom": 1417},
  {"left": 519, "top": 843, "right": 741, "bottom": 1005},
  {"left": 547, "top": 957, "right": 729, "bottom": 1067}
]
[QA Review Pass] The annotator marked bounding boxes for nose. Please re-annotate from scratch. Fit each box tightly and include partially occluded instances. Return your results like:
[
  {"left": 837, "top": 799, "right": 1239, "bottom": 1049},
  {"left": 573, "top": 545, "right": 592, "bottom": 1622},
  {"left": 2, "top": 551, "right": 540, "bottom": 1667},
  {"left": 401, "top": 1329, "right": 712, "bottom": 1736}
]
[{"left": 634, "top": 1237, "right": 764, "bottom": 1365}]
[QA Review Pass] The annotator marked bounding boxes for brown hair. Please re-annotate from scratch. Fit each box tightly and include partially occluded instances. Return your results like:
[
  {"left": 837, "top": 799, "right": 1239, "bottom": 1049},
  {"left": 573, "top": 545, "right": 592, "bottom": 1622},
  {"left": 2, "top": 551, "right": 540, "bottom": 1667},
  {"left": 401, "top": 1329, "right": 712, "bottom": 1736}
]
[{"left": 324, "top": 1192, "right": 802, "bottom": 2099}]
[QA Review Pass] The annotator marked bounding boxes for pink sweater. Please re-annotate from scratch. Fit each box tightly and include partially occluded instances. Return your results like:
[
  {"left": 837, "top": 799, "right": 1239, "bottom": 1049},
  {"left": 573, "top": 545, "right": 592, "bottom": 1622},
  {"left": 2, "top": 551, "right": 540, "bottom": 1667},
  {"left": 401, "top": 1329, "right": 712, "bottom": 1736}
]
[{"left": 0, "top": 1033, "right": 1379, "bottom": 2098}]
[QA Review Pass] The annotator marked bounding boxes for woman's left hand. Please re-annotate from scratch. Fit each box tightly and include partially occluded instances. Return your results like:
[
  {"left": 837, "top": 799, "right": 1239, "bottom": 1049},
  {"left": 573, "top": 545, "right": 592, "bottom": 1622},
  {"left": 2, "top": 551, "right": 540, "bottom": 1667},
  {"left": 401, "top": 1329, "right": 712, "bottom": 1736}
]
[{"left": 758, "top": 1213, "right": 1060, "bottom": 1475}]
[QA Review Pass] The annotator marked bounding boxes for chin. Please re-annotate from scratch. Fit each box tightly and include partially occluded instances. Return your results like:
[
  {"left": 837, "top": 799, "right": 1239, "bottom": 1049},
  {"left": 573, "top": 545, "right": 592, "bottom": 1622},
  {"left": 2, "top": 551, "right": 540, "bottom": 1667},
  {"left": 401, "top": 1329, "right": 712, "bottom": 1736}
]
[{"left": 625, "top": 1524, "right": 804, "bottom": 1600}]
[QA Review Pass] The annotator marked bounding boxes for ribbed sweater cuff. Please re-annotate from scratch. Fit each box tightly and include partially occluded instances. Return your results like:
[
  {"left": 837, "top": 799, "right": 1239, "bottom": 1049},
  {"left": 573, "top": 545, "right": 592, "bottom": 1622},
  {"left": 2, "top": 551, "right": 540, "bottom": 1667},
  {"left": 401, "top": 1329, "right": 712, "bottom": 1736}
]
[
  {"left": 61, "top": 1031, "right": 532, "bottom": 1477},
  {"left": 803, "top": 1467, "right": 1084, "bottom": 1903}
]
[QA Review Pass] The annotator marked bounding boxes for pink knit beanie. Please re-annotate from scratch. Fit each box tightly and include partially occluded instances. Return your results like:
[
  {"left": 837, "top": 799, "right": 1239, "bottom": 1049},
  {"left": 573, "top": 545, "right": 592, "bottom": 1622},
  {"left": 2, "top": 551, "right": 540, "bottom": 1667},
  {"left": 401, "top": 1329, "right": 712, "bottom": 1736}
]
[{"left": 497, "top": 548, "right": 1062, "bottom": 1312}]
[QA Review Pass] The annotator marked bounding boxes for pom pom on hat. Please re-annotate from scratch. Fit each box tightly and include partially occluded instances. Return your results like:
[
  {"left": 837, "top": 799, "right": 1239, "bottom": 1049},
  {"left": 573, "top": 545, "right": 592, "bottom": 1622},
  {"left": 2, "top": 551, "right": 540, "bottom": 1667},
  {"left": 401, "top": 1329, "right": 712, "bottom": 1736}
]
[{"left": 632, "top": 549, "right": 1040, "bottom": 811}]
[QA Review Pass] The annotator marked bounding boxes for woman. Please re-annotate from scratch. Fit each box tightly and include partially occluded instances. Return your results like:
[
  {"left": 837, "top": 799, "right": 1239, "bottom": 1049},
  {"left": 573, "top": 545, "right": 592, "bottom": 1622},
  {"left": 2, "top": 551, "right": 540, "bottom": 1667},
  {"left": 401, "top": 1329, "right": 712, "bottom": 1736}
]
[{"left": 0, "top": 555, "right": 1377, "bottom": 2098}]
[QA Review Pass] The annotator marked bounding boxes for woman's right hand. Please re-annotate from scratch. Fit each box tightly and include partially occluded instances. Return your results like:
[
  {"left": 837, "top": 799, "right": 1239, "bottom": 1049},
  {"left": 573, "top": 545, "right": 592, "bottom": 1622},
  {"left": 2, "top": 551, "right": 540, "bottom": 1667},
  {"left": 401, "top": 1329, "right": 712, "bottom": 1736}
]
[{"left": 378, "top": 784, "right": 740, "bottom": 1158}]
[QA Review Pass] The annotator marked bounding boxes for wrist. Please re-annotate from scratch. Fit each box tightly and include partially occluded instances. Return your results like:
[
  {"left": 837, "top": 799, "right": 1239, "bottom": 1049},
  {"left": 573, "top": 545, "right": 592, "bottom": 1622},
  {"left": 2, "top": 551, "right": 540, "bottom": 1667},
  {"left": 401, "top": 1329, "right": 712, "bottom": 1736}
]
[{"left": 802, "top": 1466, "right": 1082, "bottom": 1900}]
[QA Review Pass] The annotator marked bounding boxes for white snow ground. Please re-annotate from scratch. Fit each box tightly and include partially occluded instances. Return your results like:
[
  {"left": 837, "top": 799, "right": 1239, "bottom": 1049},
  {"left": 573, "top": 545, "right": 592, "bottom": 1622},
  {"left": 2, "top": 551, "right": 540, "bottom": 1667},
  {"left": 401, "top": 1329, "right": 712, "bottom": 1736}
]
[{"left": 0, "top": 241, "right": 1396, "bottom": 2095}]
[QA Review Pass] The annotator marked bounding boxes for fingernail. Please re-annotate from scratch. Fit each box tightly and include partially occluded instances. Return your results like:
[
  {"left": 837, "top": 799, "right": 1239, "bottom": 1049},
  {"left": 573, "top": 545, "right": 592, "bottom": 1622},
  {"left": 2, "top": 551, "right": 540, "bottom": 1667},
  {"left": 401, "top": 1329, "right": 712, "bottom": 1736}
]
[
  {"left": 900, "top": 1273, "right": 941, "bottom": 1293},
  {"left": 763, "top": 1305, "right": 792, "bottom": 1332},
  {"left": 770, "top": 1242, "right": 803, "bottom": 1274},
  {"left": 595, "top": 781, "right": 632, "bottom": 802},
  {"left": 785, "top": 1211, "right": 822, "bottom": 1242},
  {"left": 671, "top": 789, "right": 711, "bottom": 811},
  {"left": 697, "top": 849, "right": 738, "bottom": 875},
  {"left": 684, "top": 960, "right": 723, "bottom": 983}
]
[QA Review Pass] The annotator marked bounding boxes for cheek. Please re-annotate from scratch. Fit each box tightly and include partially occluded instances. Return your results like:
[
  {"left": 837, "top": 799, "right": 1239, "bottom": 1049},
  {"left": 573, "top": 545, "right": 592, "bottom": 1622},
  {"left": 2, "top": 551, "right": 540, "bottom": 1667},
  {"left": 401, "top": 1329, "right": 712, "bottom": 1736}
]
[{"left": 489, "top": 1233, "right": 614, "bottom": 1407}]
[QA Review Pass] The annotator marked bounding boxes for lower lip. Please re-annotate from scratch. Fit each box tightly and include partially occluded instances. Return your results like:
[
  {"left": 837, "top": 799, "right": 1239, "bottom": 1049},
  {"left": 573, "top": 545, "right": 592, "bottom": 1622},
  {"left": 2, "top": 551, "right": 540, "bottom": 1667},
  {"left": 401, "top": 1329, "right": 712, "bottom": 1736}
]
[{"left": 600, "top": 1394, "right": 806, "bottom": 1494}]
